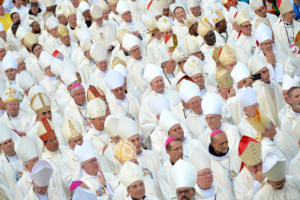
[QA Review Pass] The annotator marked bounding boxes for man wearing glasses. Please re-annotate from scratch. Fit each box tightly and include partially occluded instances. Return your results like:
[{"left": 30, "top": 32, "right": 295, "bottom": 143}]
[
  {"left": 235, "top": 8, "right": 258, "bottom": 66},
  {"left": 190, "top": 148, "right": 234, "bottom": 199},
  {"left": 254, "top": 153, "right": 300, "bottom": 199}
]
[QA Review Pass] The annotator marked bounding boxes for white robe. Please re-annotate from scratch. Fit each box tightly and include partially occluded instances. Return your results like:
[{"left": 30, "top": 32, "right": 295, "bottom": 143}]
[
  {"left": 0, "top": 153, "right": 23, "bottom": 193},
  {"left": 83, "top": 128, "right": 110, "bottom": 156},
  {"left": 198, "top": 122, "right": 241, "bottom": 151},
  {"left": 58, "top": 42, "right": 78, "bottom": 59},
  {"left": 39, "top": 77, "right": 59, "bottom": 110},
  {"left": 118, "top": 20, "right": 147, "bottom": 39},
  {"left": 172, "top": 102, "right": 191, "bottom": 122},
  {"left": 278, "top": 104, "right": 290, "bottom": 129},
  {"left": 89, "top": 68, "right": 112, "bottom": 99},
  {"left": 234, "top": 166, "right": 263, "bottom": 200},
  {"left": 24, "top": 187, "right": 63, "bottom": 200},
  {"left": 102, "top": 142, "right": 121, "bottom": 175},
  {"left": 195, "top": 181, "right": 235, "bottom": 200},
  {"left": 127, "top": 56, "right": 155, "bottom": 93},
  {"left": 71, "top": 46, "right": 84, "bottom": 68},
  {"left": 182, "top": 112, "right": 207, "bottom": 139},
  {"left": 289, "top": 151, "right": 300, "bottom": 182},
  {"left": 0, "top": 110, "right": 32, "bottom": 133},
  {"left": 24, "top": 54, "right": 44, "bottom": 81},
  {"left": 38, "top": 30, "right": 50, "bottom": 48},
  {"left": 227, "top": 30, "right": 239, "bottom": 52},
  {"left": 108, "top": 12, "right": 122, "bottom": 25},
  {"left": 208, "top": 148, "right": 242, "bottom": 196},
  {"left": 251, "top": 13, "right": 278, "bottom": 31},
  {"left": 139, "top": 89, "right": 180, "bottom": 148},
  {"left": 0, "top": 184, "right": 14, "bottom": 200},
  {"left": 10, "top": 6, "right": 29, "bottom": 22},
  {"left": 157, "top": 159, "right": 176, "bottom": 200},
  {"left": 235, "top": 34, "right": 257, "bottom": 65},
  {"left": 253, "top": 176, "right": 300, "bottom": 200},
  {"left": 146, "top": 38, "right": 161, "bottom": 64},
  {"left": 172, "top": 20, "right": 189, "bottom": 41},
  {"left": 109, "top": 45, "right": 130, "bottom": 68},
  {"left": 44, "top": 35, "right": 63, "bottom": 54},
  {"left": 78, "top": 57, "right": 96, "bottom": 84}
]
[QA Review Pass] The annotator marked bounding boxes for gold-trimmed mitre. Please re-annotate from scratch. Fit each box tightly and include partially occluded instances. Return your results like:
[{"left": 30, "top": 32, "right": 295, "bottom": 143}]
[
  {"left": 64, "top": 6, "right": 77, "bottom": 18},
  {"left": 30, "top": 92, "right": 51, "bottom": 114},
  {"left": 215, "top": 67, "right": 233, "bottom": 88},
  {"left": 112, "top": 57, "right": 127, "bottom": 69},
  {"left": 116, "top": 28, "right": 131, "bottom": 43},
  {"left": 197, "top": 20, "right": 212, "bottom": 38},
  {"left": 212, "top": 46, "right": 222, "bottom": 63},
  {"left": 114, "top": 138, "right": 136, "bottom": 165},
  {"left": 62, "top": 118, "right": 82, "bottom": 141},
  {"left": 183, "top": 15, "right": 197, "bottom": 29},
  {"left": 239, "top": 136, "right": 262, "bottom": 166},
  {"left": 24, "top": 32, "right": 38, "bottom": 49},
  {"left": 235, "top": 7, "right": 250, "bottom": 26},
  {"left": 87, "top": 85, "right": 106, "bottom": 102},
  {"left": 107, "top": 0, "right": 119, "bottom": 5},
  {"left": 218, "top": 45, "right": 236, "bottom": 66},
  {"left": 37, "top": 118, "right": 56, "bottom": 142},
  {"left": 57, "top": 24, "right": 69, "bottom": 38}
]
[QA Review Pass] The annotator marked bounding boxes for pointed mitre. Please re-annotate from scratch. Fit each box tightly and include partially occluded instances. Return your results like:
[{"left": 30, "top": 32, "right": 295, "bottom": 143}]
[
  {"left": 218, "top": 45, "right": 236, "bottom": 66},
  {"left": 114, "top": 138, "right": 136, "bottom": 165},
  {"left": 215, "top": 67, "right": 233, "bottom": 88},
  {"left": 238, "top": 136, "right": 261, "bottom": 165}
]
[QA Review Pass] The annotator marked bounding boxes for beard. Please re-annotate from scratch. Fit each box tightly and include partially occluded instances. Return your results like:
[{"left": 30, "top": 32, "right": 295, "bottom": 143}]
[{"left": 181, "top": 196, "right": 191, "bottom": 200}]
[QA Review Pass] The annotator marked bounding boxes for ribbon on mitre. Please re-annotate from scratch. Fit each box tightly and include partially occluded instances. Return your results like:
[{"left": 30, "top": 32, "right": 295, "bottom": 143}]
[
  {"left": 39, "top": 117, "right": 56, "bottom": 142},
  {"left": 276, "top": 0, "right": 282, "bottom": 8},
  {"left": 147, "top": 0, "right": 153, "bottom": 10},
  {"left": 52, "top": 50, "right": 64, "bottom": 61},
  {"left": 238, "top": 136, "right": 260, "bottom": 172},
  {"left": 88, "top": 85, "right": 106, "bottom": 102},
  {"left": 165, "top": 34, "right": 178, "bottom": 53}
]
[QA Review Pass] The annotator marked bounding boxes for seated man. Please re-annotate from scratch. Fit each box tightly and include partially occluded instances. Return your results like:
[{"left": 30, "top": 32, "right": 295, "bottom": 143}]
[
  {"left": 198, "top": 93, "right": 241, "bottom": 151},
  {"left": 189, "top": 148, "right": 234, "bottom": 199},
  {"left": 250, "top": 0, "right": 278, "bottom": 28},
  {"left": 212, "top": 9, "right": 230, "bottom": 45},
  {"left": 140, "top": 64, "right": 180, "bottom": 148},
  {"left": 234, "top": 136, "right": 264, "bottom": 199},
  {"left": 207, "top": 130, "right": 242, "bottom": 196},
  {"left": 74, "top": 141, "right": 119, "bottom": 196},
  {"left": 77, "top": 1, "right": 92, "bottom": 27},
  {"left": 2, "top": 54, "right": 18, "bottom": 88},
  {"left": 107, "top": 0, "right": 122, "bottom": 24},
  {"left": 172, "top": 4, "right": 189, "bottom": 40},
  {"left": 254, "top": 153, "right": 300, "bottom": 199},
  {"left": 57, "top": 24, "right": 78, "bottom": 58},
  {"left": 77, "top": 38, "right": 95, "bottom": 84},
  {"left": 44, "top": 16, "right": 62, "bottom": 54}
]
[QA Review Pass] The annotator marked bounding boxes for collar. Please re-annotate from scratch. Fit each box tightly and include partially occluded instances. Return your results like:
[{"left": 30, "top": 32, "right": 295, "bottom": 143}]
[
  {"left": 76, "top": 101, "right": 88, "bottom": 108},
  {"left": 134, "top": 57, "right": 143, "bottom": 62},
  {"left": 192, "top": 111, "right": 204, "bottom": 117},
  {"left": 284, "top": 20, "right": 293, "bottom": 27},
  {"left": 126, "top": 21, "right": 134, "bottom": 26},
  {"left": 136, "top": 150, "right": 144, "bottom": 157},
  {"left": 207, "top": 144, "right": 230, "bottom": 160},
  {"left": 100, "top": 68, "right": 109, "bottom": 77},
  {"left": 0, "top": 110, "right": 5, "bottom": 116},
  {"left": 6, "top": 154, "right": 18, "bottom": 162},
  {"left": 9, "top": 113, "right": 19, "bottom": 120},
  {"left": 44, "top": 148, "right": 60, "bottom": 156},
  {"left": 93, "top": 127, "right": 106, "bottom": 135},
  {"left": 153, "top": 90, "right": 165, "bottom": 95},
  {"left": 117, "top": 97, "right": 128, "bottom": 105},
  {"left": 182, "top": 136, "right": 188, "bottom": 145},
  {"left": 9, "top": 80, "right": 16, "bottom": 85},
  {"left": 199, "top": 186, "right": 215, "bottom": 199},
  {"left": 46, "top": 75, "right": 57, "bottom": 81},
  {"left": 89, "top": 60, "right": 95, "bottom": 66}
]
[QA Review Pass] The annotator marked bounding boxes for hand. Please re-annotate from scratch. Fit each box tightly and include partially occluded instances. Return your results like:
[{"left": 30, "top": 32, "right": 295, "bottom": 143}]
[
  {"left": 102, "top": 144, "right": 108, "bottom": 156},
  {"left": 98, "top": 169, "right": 106, "bottom": 185},
  {"left": 107, "top": 45, "right": 114, "bottom": 51},
  {"left": 227, "top": 88, "right": 236, "bottom": 97},
  {"left": 266, "top": 52, "right": 276, "bottom": 66},
  {"left": 198, "top": 51, "right": 204, "bottom": 61},
  {"left": 245, "top": 76, "right": 254, "bottom": 87},
  {"left": 133, "top": 31, "right": 141, "bottom": 38},
  {"left": 254, "top": 170, "right": 264, "bottom": 183},
  {"left": 17, "top": 132, "right": 26, "bottom": 137}
]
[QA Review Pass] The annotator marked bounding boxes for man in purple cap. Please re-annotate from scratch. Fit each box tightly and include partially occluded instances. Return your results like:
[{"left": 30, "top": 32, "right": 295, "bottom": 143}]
[
  {"left": 157, "top": 137, "right": 183, "bottom": 200},
  {"left": 207, "top": 129, "right": 242, "bottom": 197}
]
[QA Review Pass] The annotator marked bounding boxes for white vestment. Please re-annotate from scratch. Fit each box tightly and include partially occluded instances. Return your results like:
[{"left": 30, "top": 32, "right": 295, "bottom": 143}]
[
  {"left": 78, "top": 57, "right": 96, "bottom": 84},
  {"left": 83, "top": 128, "right": 110, "bottom": 156},
  {"left": 278, "top": 104, "right": 290, "bottom": 129},
  {"left": 235, "top": 34, "right": 257, "bottom": 65},
  {"left": 195, "top": 181, "right": 235, "bottom": 200},
  {"left": 38, "top": 30, "right": 50, "bottom": 47},
  {"left": 172, "top": 21, "right": 188, "bottom": 41},
  {"left": 44, "top": 35, "right": 63, "bottom": 54},
  {"left": 89, "top": 68, "right": 112, "bottom": 99},
  {"left": 289, "top": 151, "right": 300, "bottom": 182},
  {"left": 157, "top": 159, "right": 176, "bottom": 200},
  {"left": 64, "top": 100, "right": 89, "bottom": 133},
  {"left": 0, "top": 110, "right": 32, "bottom": 133},
  {"left": 58, "top": 42, "right": 78, "bottom": 59},
  {"left": 71, "top": 47, "right": 84, "bottom": 68},
  {"left": 24, "top": 54, "right": 44, "bottom": 81},
  {"left": 182, "top": 112, "right": 206, "bottom": 139},
  {"left": 24, "top": 187, "right": 63, "bottom": 200},
  {"left": 102, "top": 142, "right": 121, "bottom": 175}
]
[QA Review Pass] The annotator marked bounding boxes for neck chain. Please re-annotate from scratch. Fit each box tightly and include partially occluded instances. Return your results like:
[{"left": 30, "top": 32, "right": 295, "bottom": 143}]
[
  {"left": 217, "top": 30, "right": 228, "bottom": 42},
  {"left": 7, "top": 112, "right": 18, "bottom": 131},
  {"left": 5, "top": 154, "right": 23, "bottom": 183},
  {"left": 217, "top": 157, "right": 233, "bottom": 187},
  {"left": 163, "top": 71, "right": 174, "bottom": 84}
]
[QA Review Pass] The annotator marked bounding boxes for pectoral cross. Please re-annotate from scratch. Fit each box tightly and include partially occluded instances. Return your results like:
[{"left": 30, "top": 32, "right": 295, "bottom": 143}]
[
  {"left": 162, "top": 18, "right": 167, "bottom": 23},
  {"left": 100, "top": 32, "right": 108, "bottom": 47}
]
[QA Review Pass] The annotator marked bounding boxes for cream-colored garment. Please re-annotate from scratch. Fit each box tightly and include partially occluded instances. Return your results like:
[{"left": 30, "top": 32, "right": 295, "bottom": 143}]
[
  {"left": 0, "top": 110, "right": 32, "bottom": 133},
  {"left": 238, "top": 114, "right": 258, "bottom": 138},
  {"left": 0, "top": 184, "right": 14, "bottom": 200},
  {"left": 66, "top": 23, "right": 78, "bottom": 43},
  {"left": 113, "top": 178, "right": 159, "bottom": 200},
  {"left": 39, "top": 77, "right": 59, "bottom": 109},
  {"left": 89, "top": 20, "right": 118, "bottom": 61},
  {"left": 289, "top": 151, "right": 300, "bottom": 182},
  {"left": 157, "top": 159, "right": 176, "bottom": 200},
  {"left": 38, "top": 30, "right": 50, "bottom": 47},
  {"left": 214, "top": 29, "right": 231, "bottom": 46},
  {"left": 137, "top": 150, "right": 162, "bottom": 196},
  {"left": 44, "top": 35, "right": 63, "bottom": 54},
  {"left": 19, "top": 45, "right": 31, "bottom": 60},
  {"left": 146, "top": 38, "right": 161, "bottom": 63},
  {"left": 198, "top": 122, "right": 241, "bottom": 152},
  {"left": 58, "top": 42, "right": 78, "bottom": 59},
  {"left": 27, "top": 120, "right": 67, "bottom": 157},
  {"left": 89, "top": 68, "right": 112, "bottom": 98},
  {"left": 253, "top": 176, "right": 300, "bottom": 200},
  {"left": 109, "top": 45, "right": 130, "bottom": 68},
  {"left": 108, "top": 12, "right": 122, "bottom": 25},
  {"left": 25, "top": 54, "right": 44, "bottom": 81},
  {"left": 195, "top": 180, "right": 235, "bottom": 200},
  {"left": 139, "top": 89, "right": 180, "bottom": 148},
  {"left": 63, "top": 100, "right": 89, "bottom": 133},
  {"left": 273, "top": 20, "right": 300, "bottom": 59},
  {"left": 278, "top": 104, "right": 290, "bottom": 129},
  {"left": 261, "top": 137, "right": 291, "bottom": 174},
  {"left": 0, "top": 153, "right": 23, "bottom": 193},
  {"left": 127, "top": 0, "right": 146, "bottom": 21},
  {"left": 83, "top": 128, "right": 110, "bottom": 156},
  {"left": 10, "top": 5, "right": 29, "bottom": 22},
  {"left": 20, "top": 96, "right": 37, "bottom": 116},
  {"left": 226, "top": 91, "right": 243, "bottom": 126},
  {"left": 172, "top": 102, "right": 191, "bottom": 122},
  {"left": 234, "top": 166, "right": 263, "bottom": 200},
  {"left": 15, "top": 169, "right": 64, "bottom": 200},
  {"left": 102, "top": 142, "right": 121, "bottom": 175},
  {"left": 127, "top": 56, "right": 155, "bottom": 92},
  {"left": 23, "top": 186, "right": 63, "bottom": 200},
  {"left": 182, "top": 112, "right": 207, "bottom": 139},
  {"left": 208, "top": 149, "right": 242, "bottom": 196},
  {"left": 118, "top": 20, "right": 147, "bottom": 38},
  {"left": 200, "top": 43, "right": 220, "bottom": 84},
  {"left": 281, "top": 107, "right": 299, "bottom": 142},
  {"left": 78, "top": 57, "right": 96, "bottom": 84},
  {"left": 150, "top": 125, "right": 168, "bottom": 161},
  {"left": 251, "top": 13, "right": 278, "bottom": 31},
  {"left": 172, "top": 20, "right": 189, "bottom": 41},
  {"left": 76, "top": 9, "right": 85, "bottom": 25},
  {"left": 71, "top": 46, "right": 85, "bottom": 68},
  {"left": 16, "top": 71, "right": 39, "bottom": 89},
  {"left": 170, "top": 71, "right": 185, "bottom": 91},
  {"left": 80, "top": 172, "right": 119, "bottom": 197},
  {"left": 235, "top": 34, "right": 257, "bottom": 65},
  {"left": 253, "top": 80, "right": 285, "bottom": 126},
  {"left": 24, "top": 12, "right": 44, "bottom": 30},
  {"left": 42, "top": 146, "right": 69, "bottom": 197}
]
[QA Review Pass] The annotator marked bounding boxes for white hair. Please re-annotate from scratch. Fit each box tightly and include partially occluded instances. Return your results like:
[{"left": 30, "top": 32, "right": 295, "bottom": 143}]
[
  {"left": 262, "top": 123, "right": 272, "bottom": 135},
  {"left": 71, "top": 86, "right": 84, "bottom": 96}
]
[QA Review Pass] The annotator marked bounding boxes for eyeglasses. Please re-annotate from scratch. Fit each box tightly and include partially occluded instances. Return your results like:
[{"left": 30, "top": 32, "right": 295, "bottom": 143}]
[
  {"left": 85, "top": 158, "right": 98, "bottom": 165},
  {"left": 169, "top": 146, "right": 183, "bottom": 151},
  {"left": 176, "top": 189, "right": 192, "bottom": 195},
  {"left": 47, "top": 137, "right": 58, "bottom": 144},
  {"left": 241, "top": 24, "right": 252, "bottom": 28},
  {"left": 74, "top": 92, "right": 86, "bottom": 97},
  {"left": 204, "top": 116, "right": 218, "bottom": 122},
  {"left": 130, "top": 47, "right": 140, "bottom": 53},
  {"left": 198, "top": 171, "right": 213, "bottom": 177}
]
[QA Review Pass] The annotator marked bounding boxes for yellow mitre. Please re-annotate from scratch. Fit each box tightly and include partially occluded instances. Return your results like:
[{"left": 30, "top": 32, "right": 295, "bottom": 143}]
[
  {"left": 24, "top": 32, "right": 38, "bottom": 50},
  {"left": 62, "top": 118, "right": 82, "bottom": 141},
  {"left": 215, "top": 67, "right": 233, "bottom": 88},
  {"left": 197, "top": 20, "right": 212, "bottom": 38},
  {"left": 144, "top": 14, "right": 158, "bottom": 33},
  {"left": 64, "top": 6, "right": 76, "bottom": 18},
  {"left": 183, "top": 15, "right": 198, "bottom": 29},
  {"left": 218, "top": 44, "right": 236, "bottom": 66},
  {"left": 87, "top": 85, "right": 106, "bottom": 102},
  {"left": 235, "top": 7, "right": 250, "bottom": 26},
  {"left": 116, "top": 28, "right": 131, "bottom": 43},
  {"left": 239, "top": 136, "right": 262, "bottom": 166},
  {"left": 212, "top": 46, "right": 222, "bottom": 63},
  {"left": 30, "top": 92, "right": 51, "bottom": 114},
  {"left": 246, "top": 108, "right": 272, "bottom": 142},
  {"left": 112, "top": 57, "right": 127, "bottom": 69},
  {"left": 107, "top": 0, "right": 119, "bottom": 5},
  {"left": 73, "top": 25, "right": 82, "bottom": 41},
  {"left": 114, "top": 138, "right": 136, "bottom": 165},
  {"left": 57, "top": 24, "right": 69, "bottom": 38}
]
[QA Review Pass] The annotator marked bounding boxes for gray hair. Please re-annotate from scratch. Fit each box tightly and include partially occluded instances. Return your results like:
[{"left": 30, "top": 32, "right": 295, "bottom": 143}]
[
  {"left": 262, "top": 123, "right": 272, "bottom": 135},
  {"left": 71, "top": 86, "right": 84, "bottom": 96}
]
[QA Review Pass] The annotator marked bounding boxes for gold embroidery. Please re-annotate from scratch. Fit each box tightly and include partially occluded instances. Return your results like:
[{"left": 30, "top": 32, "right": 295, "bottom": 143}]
[{"left": 5, "top": 88, "right": 16, "bottom": 97}]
